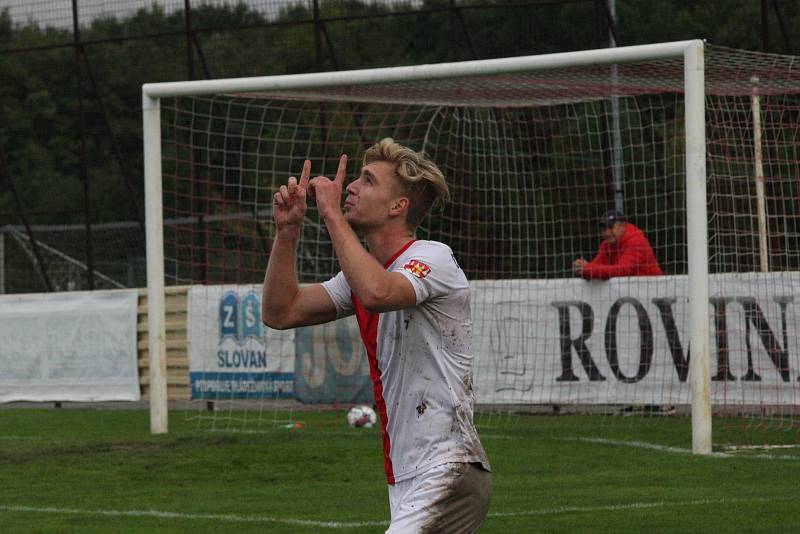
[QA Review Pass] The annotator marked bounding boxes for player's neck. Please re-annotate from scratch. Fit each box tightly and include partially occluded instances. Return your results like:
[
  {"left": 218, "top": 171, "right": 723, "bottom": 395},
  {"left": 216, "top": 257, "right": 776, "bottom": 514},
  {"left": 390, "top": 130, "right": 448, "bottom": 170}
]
[{"left": 364, "top": 225, "right": 416, "bottom": 266}]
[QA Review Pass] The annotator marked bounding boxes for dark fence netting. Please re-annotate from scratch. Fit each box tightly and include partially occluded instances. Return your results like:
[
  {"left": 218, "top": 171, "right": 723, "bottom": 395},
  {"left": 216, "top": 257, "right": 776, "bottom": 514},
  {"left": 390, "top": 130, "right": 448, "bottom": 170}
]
[{"left": 0, "top": 0, "right": 797, "bottom": 293}]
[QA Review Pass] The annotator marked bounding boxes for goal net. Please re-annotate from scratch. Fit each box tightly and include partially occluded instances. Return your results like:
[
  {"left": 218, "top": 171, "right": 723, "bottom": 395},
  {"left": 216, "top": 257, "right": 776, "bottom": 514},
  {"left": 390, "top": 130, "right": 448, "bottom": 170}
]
[{"left": 145, "top": 41, "right": 800, "bottom": 449}]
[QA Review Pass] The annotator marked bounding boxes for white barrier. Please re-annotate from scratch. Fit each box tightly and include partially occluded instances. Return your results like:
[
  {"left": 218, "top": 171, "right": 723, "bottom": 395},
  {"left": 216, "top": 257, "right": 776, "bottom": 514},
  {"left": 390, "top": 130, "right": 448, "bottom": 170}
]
[
  {"left": 182, "top": 273, "right": 799, "bottom": 406},
  {"left": 0, "top": 290, "right": 140, "bottom": 402},
  {"left": 473, "top": 273, "right": 799, "bottom": 405}
]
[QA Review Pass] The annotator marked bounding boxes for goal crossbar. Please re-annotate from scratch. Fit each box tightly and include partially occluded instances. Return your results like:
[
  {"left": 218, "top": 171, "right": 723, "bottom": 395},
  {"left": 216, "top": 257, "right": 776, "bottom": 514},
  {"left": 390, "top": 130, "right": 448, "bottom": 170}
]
[
  {"left": 142, "top": 40, "right": 698, "bottom": 100},
  {"left": 141, "top": 40, "right": 711, "bottom": 453}
]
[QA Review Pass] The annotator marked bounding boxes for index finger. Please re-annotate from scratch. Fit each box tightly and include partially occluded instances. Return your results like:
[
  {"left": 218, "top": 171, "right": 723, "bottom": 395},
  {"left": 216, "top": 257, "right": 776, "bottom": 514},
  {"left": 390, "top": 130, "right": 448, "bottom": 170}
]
[
  {"left": 334, "top": 154, "right": 348, "bottom": 186},
  {"left": 299, "top": 159, "right": 311, "bottom": 188}
]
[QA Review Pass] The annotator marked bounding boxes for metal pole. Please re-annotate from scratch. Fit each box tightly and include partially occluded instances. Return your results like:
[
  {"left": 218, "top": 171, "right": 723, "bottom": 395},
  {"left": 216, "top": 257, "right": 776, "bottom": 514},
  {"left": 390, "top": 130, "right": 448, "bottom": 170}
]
[
  {"left": 80, "top": 45, "right": 145, "bottom": 232},
  {"left": 313, "top": 0, "right": 323, "bottom": 71},
  {"left": 608, "top": 0, "right": 624, "bottom": 212},
  {"left": 185, "top": 0, "right": 195, "bottom": 80},
  {"left": 72, "top": 0, "right": 95, "bottom": 290},
  {"left": 769, "top": 0, "right": 793, "bottom": 56},
  {"left": 0, "top": 232, "right": 4, "bottom": 294},
  {"left": 0, "top": 144, "right": 53, "bottom": 291},
  {"left": 751, "top": 76, "right": 769, "bottom": 273},
  {"left": 185, "top": 0, "right": 207, "bottom": 284},
  {"left": 450, "top": 0, "right": 459, "bottom": 61}
]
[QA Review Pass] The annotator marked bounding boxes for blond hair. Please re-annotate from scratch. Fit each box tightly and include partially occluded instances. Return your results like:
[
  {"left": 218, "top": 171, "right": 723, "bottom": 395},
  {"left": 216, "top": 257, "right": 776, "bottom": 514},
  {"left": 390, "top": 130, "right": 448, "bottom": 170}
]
[{"left": 362, "top": 138, "right": 450, "bottom": 230}]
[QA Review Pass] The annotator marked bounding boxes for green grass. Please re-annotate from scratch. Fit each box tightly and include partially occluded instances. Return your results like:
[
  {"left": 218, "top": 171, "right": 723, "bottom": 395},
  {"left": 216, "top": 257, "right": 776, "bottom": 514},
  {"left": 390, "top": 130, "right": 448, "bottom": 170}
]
[{"left": 0, "top": 409, "right": 798, "bottom": 533}]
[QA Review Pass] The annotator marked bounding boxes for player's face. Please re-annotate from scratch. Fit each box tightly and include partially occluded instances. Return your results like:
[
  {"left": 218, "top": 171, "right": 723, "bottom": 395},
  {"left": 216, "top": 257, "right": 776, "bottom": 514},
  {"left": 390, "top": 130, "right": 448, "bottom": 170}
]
[{"left": 343, "top": 161, "right": 403, "bottom": 229}]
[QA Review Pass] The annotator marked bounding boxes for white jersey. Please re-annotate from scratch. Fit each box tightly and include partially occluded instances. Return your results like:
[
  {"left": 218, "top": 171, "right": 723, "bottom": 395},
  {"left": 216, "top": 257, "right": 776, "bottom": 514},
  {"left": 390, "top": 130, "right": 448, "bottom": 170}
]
[{"left": 322, "top": 240, "right": 491, "bottom": 484}]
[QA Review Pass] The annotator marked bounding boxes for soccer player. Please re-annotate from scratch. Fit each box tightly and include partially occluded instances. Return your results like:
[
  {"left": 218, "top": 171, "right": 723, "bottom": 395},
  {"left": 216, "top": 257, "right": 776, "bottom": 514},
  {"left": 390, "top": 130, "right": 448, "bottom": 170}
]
[
  {"left": 572, "top": 209, "right": 664, "bottom": 279},
  {"left": 262, "top": 138, "right": 492, "bottom": 533}
]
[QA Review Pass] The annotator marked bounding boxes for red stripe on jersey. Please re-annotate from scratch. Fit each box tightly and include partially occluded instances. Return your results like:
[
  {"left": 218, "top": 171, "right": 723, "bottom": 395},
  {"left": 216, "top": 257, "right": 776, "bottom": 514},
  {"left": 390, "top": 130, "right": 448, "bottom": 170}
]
[
  {"left": 384, "top": 239, "right": 416, "bottom": 269},
  {"left": 349, "top": 240, "right": 416, "bottom": 485},
  {"left": 353, "top": 294, "right": 394, "bottom": 484}
]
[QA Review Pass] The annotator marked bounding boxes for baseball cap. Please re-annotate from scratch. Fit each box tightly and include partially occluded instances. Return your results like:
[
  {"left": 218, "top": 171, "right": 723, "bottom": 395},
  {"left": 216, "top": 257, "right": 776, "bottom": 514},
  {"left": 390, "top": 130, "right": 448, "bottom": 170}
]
[{"left": 599, "top": 210, "right": 626, "bottom": 228}]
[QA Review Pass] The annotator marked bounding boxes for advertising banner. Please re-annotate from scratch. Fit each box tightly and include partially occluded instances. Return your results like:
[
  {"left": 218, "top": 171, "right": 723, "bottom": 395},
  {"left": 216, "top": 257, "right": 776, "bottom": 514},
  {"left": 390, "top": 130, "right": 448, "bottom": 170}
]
[
  {"left": 0, "top": 290, "right": 140, "bottom": 402},
  {"left": 294, "top": 317, "right": 372, "bottom": 404},
  {"left": 472, "top": 272, "right": 799, "bottom": 405},
  {"left": 187, "top": 285, "right": 295, "bottom": 399}
]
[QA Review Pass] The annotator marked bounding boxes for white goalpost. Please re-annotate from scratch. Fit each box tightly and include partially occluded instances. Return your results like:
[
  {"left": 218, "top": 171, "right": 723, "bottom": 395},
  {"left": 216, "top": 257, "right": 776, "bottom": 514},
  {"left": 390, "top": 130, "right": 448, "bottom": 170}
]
[
  {"left": 142, "top": 39, "right": 799, "bottom": 452},
  {"left": 143, "top": 40, "right": 710, "bottom": 447}
]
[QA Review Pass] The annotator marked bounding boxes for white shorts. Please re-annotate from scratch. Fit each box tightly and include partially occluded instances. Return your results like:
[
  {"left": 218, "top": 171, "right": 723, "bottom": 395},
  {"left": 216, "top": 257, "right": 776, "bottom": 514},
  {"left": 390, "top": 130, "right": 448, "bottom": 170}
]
[{"left": 386, "top": 462, "right": 492, "bottom": 534}]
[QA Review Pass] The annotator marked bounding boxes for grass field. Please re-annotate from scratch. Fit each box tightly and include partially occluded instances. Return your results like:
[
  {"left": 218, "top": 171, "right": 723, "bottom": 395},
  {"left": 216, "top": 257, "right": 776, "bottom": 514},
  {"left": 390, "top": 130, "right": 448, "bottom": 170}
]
[{"left": 0, "top": 408, "right": 798, "bottom": 533}]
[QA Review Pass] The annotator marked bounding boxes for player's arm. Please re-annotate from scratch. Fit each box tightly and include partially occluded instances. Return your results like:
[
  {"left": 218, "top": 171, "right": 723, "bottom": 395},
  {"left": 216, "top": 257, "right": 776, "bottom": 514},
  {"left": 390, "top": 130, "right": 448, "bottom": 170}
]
[
  {"left": 262, "top": 161, "right": 339, "bottom": 329},
  {"left": 310, "top": 155, "right": 416, "bottom": 313},
  {"left": 327, "top": 219, "right": 416, "bottom": 313},
  {"left": 262, "top": 228, "right": 339, "bottom": 329}
]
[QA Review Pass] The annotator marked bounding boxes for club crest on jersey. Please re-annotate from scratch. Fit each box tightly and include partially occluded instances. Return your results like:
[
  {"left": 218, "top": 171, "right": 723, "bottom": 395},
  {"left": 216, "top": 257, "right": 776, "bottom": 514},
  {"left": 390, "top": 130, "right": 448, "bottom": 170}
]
[{"left": 404, "top": 259, "right": 431, "bottom": 279}]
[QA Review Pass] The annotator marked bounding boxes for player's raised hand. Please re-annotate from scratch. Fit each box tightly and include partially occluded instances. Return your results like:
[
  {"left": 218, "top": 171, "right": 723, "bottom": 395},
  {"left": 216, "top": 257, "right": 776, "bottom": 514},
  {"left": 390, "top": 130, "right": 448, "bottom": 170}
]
[
  {"left": 309, "top": 154, "right": 348, "bottom": 221},
  {"left": 273, "top": 159, "right": 311, "bottom": 229}
]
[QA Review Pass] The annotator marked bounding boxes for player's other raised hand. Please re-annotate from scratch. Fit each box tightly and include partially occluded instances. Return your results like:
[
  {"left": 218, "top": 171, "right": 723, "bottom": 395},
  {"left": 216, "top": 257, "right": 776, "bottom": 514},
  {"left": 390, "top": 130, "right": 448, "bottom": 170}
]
[
  {"left": 273, "top": 159, "right": 311, "bottom": 229},
  {"left": 309, "top": 154, "right": 348, "bottom": 221}
]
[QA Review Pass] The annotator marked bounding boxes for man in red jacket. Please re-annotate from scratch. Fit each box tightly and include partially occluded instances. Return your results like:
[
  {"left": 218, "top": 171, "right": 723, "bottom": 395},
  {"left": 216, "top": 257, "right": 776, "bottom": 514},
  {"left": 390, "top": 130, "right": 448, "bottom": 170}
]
[{"left": 573, "top": 210, "right": 664, "bottom": 279}]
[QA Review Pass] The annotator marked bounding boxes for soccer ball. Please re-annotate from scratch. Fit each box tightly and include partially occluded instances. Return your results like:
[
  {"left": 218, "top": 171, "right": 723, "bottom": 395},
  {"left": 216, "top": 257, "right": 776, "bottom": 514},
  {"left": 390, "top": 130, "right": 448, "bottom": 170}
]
[{"left": 347, "top": 405, "right": 377, "bottom": 428}]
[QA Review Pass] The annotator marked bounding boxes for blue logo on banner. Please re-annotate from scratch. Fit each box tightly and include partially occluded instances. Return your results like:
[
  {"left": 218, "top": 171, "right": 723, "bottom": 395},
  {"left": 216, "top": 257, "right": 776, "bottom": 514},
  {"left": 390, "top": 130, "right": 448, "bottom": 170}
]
[
  {"left": 241, "top": 291, "right": 262, "bottom": 342},
  {"left": 219, "top": 291, "right": 240, "bottom": 343},
  {"left": 218, "top": 290, "right": 265, "bottom": 345}
]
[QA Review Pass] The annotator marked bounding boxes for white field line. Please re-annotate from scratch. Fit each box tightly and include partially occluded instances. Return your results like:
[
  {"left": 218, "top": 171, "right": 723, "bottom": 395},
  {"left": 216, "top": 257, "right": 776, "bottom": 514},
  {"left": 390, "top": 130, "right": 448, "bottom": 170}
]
[
  {"left": 563, "top": 437, "right": 800, "bottom": 461},
  {"left": 2, "top": 496, "right": 798, "bottom": 528},
  {"left": 562, "top": 437, "right": 729, "bottom": 457},
  {"left": 723, "top": 444, "right": 800, "bottom": 451},
  {"left": 488, "top": 496, "right": 799, "bottom": 518},
  {"left": 0, "top": 505, "right": 388, "bottom": 529},
  {"left": 199, "top": 428, "right": 523, "bottom": 440}
]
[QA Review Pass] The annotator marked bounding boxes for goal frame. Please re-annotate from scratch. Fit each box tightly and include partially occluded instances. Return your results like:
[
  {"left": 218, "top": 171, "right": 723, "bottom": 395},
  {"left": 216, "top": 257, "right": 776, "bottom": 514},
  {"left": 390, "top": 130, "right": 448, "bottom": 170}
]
[{"left": 141, "top": 40, "right": 711, "bottom": 454}]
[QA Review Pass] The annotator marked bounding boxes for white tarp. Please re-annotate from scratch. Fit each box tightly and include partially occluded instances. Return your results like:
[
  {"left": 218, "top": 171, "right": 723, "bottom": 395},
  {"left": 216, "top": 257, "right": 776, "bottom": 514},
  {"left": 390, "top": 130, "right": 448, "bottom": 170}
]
[
  {"left": 472, "top": 272, "right": 800, "bottom": 405},
  {"left": 0, "top": 290, "right": 140, "bottom": 402},
  {"left": 187, "top": 285, "right": 295, "bottom": 399}
]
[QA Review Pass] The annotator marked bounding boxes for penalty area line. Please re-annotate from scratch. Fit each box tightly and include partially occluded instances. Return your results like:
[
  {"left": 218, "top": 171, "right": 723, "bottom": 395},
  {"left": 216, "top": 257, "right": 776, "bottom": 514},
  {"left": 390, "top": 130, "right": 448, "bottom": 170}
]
[
  {"left": 488, "top": 496, "right": 799, "bottom": 518},
  {"left": 561, "top": 437, "right": 729, "bottom": 457},
  {"left": 560, "top": 437, "right": 800, "bottom": 461}
]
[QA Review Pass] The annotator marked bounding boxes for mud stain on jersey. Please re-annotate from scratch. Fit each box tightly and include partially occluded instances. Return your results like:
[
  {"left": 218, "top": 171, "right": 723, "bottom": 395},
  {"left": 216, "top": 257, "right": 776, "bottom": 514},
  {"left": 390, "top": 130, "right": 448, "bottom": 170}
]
[
  {"left": 416, "top": 400, "right": 427, "bottom": 417},
  {"left": 449, "top": 405, "right": 461, "bottom": 434},
  {"left": 462, "top": 373, "right": 473, "bottom": 394},
  {"left": 453, "top": 404, "right": 492, "bottom": 471}
]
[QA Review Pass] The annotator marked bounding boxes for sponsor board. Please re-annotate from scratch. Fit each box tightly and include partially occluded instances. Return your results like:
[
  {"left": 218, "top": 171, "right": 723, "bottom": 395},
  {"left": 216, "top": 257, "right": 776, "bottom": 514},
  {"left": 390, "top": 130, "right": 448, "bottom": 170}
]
[
  {"left": 472, "top": 272, "right": 799, "bottom": 405},
  {"left": 294, "top": 317, "right": 371, "bottom": 404},
  {"left": 187, "top": 286, "right": 294, "bottom": 399}
]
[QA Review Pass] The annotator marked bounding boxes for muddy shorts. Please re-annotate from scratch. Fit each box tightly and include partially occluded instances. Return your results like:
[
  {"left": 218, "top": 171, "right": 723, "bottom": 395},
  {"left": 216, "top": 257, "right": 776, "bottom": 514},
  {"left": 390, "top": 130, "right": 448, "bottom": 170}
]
[{"left": 386, "top": 462, "right": 492, "bottom": 534}]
